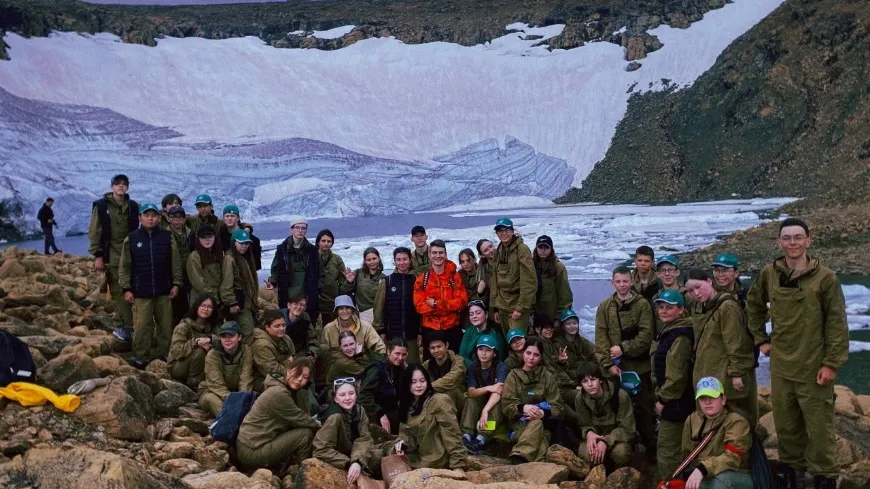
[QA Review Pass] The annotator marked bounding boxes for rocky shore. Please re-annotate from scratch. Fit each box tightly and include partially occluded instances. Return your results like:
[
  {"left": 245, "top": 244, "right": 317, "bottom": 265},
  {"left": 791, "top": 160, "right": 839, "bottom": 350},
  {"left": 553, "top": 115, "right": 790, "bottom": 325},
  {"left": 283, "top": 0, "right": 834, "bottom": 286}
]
[{"left": 0, "top": 247, "right": 868, "bottom": 489}]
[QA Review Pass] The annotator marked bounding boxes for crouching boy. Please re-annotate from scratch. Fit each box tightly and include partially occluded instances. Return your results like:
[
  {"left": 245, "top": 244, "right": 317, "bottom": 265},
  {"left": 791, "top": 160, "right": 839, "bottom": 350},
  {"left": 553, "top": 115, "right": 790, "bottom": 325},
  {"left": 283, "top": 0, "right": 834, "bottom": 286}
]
[{"left": 574, "top": 362, "right": 635, "bottom": 474}]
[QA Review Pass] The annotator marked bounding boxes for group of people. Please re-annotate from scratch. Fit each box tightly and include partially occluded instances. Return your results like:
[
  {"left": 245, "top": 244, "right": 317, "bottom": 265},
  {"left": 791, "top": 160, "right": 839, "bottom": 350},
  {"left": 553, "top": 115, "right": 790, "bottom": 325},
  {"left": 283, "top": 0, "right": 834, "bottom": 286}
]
[{"left": 82, "top": 174, "right": 847, "bottom": 489}]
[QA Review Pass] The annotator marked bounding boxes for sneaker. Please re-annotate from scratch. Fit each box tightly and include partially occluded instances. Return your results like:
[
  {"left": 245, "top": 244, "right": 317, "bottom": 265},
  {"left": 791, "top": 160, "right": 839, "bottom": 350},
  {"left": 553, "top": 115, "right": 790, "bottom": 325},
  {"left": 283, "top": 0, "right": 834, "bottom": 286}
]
[
  {"left": 462, "top": 434, "right": 481, "bottom": 455},
  {"left": 113, "top": 328, "right": 132, "bottom": 342},
  {"left": 475, "top": 434, "right": 487, "bottom": 449}
]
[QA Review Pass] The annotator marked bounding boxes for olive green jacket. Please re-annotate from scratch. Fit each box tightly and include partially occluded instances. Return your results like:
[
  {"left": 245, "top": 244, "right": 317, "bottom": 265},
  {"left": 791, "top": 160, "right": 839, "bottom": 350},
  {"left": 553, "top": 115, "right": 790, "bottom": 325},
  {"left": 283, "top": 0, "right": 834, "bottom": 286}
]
[
  {"left": 553, "top": 333, "right": 596, "bottom": 389},
  {"left": 221, "top": 253, "right": 258, "bottom": 311},
  {"left": 236, "top": 376, "right": 318, "bottom": 450},
  {"left": 322, "top": 316, "right": 387, "bottom": 358},
  {"left": 534, "top": 259, "right": 573, "bottom": 320},
  {"left": 87, "top": 192, "right": 134, "bottom": 266},
  {"left": 501, "top": 365, "right": 564, "bottom": 422},
  {"left": 490, "top": 236, "right": 537, "bottom": 313},
  {"left": 505, "top": 350, "right": 524, "bottom": 370},
  {"left": 326, "top": 352, "right": 372, "bottom": 385},
  {"left": 169, "top": 225, "right": 192, "bottom": 279},
  {"left": 682, "top": 409, "right": 751, "bottom": 478},
  {"left": 250, "top": 328, "right": 295, "bottom": 391},
  {"left": 186, "top": 212, "right": 219, "bottom": 236},
  {"left": 651, "top": 317, "right": 694, "bottom": 403},
  {"left": 422, "top": 350, "right": 467, "bottom": 395},
  {"left": 352, "top": 269, "right": 384, "bottom": 312},
  {"left": 746, "top": 256, "right": 848, "bottom": 382},
  {"left": 187, "top": 251, "right": 225, "bottom": 303},
  {"left": 166, "top": 318, "right": 212, "bottom": 371},
  {"left": 200, "top": 343, "right": 254, "bottom": 400},
  {"left": 313, "top": 407, "right": 378, "bottom": 472},
  {"left": 411, "top": 247, "right": 430, "bottom": 276},
  {"left": 319, "top": 250, "right": 349, "bottom": 313},
  {"left": 630, "top": 269, "right": 658, "bottom": 298},
  {"left": 399, "top": 393, "right": 467, "bottom": 470},
  {"left": 692, "top": 293, "right": 755, "bottom": 399},
  {"left": 118, "top": 232, "right": 184, "bottom": 293},
  {"left": 575, "top": 381, "right": 635, "bottom": 447},
  {"left": 594, "top": 293, "right": 654, "bottom": 374}
]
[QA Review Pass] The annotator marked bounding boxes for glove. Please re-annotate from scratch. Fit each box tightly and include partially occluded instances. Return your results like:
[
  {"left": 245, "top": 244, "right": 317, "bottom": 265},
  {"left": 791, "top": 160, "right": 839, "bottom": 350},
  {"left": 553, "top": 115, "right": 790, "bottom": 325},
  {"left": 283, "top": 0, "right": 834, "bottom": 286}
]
[{"left": 67, "top": 377, "right": 112, "bottom": 395}]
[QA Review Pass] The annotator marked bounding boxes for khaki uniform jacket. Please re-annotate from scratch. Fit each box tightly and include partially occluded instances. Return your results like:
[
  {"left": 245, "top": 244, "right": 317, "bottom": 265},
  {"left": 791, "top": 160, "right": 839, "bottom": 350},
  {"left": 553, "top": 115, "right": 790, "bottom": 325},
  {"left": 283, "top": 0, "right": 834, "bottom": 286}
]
[
  {"left": 326, "top": 352, "right": 372, "bottom": 385},
  {"left": 534, "top": 259, "right": 573, "bottom": 320},
  {"left": 221, "top": 253, "right": 258, "bottom": 311},
  {"left": 575, "top": 381, "right": 635, "bottom": 447},
  {"left": 200, "top": 343, "right": 254, "bottom": 399},
  {"left": 692, "top": 293, "right": 755, "bottom": 399},
  {"left": 169, "top": 225, "right": 193, "bottom": 279},
  {"left": 186, "top": 213, "right": 219, "bottom": 236},
  {"left": 553, "top": 333, "right": 596, "bottom": 388},
  {"left": 236, "top": 376, "right": 318, "bottom": 450},
  {"left": 322, "top": 316, "right": 387, "bottom": 358},
  {"left": 651, "top": 317, "right": 694, "bottom": 403},
  {"left": 411, "top": 247, "right": 430, "bottom": 276},
  {"left": 476, "top": 258, "right": 492, "bottom": 303},
  {"left": 352, "top": 269, "right": 385, "bottom": 312},
  {"left": 319, "top": 250, "right": 350, "bottom": 313},
  {"left": 313, "top": 406, "right": 378, "bottom": 472},
  {"left": 681, "top": 409, "right": 751, "bottom": 478},
  {"left": 594, "top": 293, "right": 654, "bottom": 373},
  {"left": 631, "top": 269, "right": 658, "bottom": 299},
  {"left": 746, "top": 257, "right": 848, "bottom": 382},
  {"left": 166, "top": 318, "right": 212, "bottom": 371},
  {"left": 505, "top": 350, "right": 524, "bottom": 370},
  {"left": 87, "top": 192, "right": 134, "bottom": 266},
  {"left": 118, "top": 232, "right": 184, "bottom": 292},
  {"left": 502, "top": 365, "right": 564, "bottom": 422},
  {"left": 399, "top": 393, "right": 467, "bottom": 469},
  {"left": 251, "top": 328, "right": 295, "bottom": 388},
  {"left": 187, "top": 251, "right": 225, "bottom": 303},
  {"left": 490, "top": 237, "right": 537, "bottom": 313},
  {"left": 422, "top": 350, "right": 467, "bottom": 396}
]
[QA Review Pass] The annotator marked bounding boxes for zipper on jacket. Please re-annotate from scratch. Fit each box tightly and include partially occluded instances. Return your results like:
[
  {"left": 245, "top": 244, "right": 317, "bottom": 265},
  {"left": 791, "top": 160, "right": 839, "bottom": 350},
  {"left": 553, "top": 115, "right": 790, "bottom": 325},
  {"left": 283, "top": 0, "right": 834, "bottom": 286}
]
[{"left": 150, "top": 231, "right": 156, "bottom": 297}]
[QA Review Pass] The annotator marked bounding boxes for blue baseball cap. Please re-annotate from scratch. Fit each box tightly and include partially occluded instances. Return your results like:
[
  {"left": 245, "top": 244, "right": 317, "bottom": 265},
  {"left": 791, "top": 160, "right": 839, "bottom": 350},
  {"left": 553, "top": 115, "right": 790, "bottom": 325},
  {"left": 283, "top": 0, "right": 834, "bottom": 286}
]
[
  {"left": 494, "top": 217, "right": 514, "bottom": 230},
  {"left": 656, "top": 255, "right": 680, "bottom": 269},
  {"left": 712, "top": 253, "right": 739, "bottom": 269},
  {"left": 558, "top": 309, "right": 579, "bottom": 322},
  {"left": 223, "top": 205, "right": 240, "bottom": 216},
  {"left": 476, "top": 335, "right": 498, "bottom": 350},
  {"left": 195, "top": 194, "right": 213, "bottom": 205},
  {"left": 139, "top": 203, "right": 160, "bottom": 215},
  {"left": 506, "top": 328, "right": 525, "bottom": 344},
  {"left": 231, "top": 229, "right": 252, "bottom": 244},
  {"left": 654, "top": 289, "right": 685, "bottom": 307}
]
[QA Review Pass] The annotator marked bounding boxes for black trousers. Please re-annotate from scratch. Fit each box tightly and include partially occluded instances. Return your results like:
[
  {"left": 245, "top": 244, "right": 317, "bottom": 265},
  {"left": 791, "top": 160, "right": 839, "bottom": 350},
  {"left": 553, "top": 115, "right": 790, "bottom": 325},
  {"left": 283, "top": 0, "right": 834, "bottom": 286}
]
[{"left": 42, "top": 226, "right": 59, "bottom": 254}]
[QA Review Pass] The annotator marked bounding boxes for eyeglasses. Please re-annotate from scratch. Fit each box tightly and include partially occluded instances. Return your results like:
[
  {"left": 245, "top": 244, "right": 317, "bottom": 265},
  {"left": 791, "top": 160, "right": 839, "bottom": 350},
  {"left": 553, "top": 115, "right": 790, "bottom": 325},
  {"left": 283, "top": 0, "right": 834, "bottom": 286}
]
[
  {"left": 468, "top": 300, "right": 486, "bottom": 309},
  {"left": 495, "top": 228, "right": 513, "bottom": 234},
  {"left": 657, "top": 267, "right": 677, "bottom": 274},
  {"left": 712, "top": 267, "right": 734, "bottom": 274},
  {"left": 199, "top": 304, "right": 214, "bottom": 310},
  {"left": 333, "top": 377, "right": 356, "bottom": 387},
  {"left": 169, "top": 214, "right": 185, "bottom": 219},
  {"left": 292, "top": 225, "right": 308, "bottom": 230}
]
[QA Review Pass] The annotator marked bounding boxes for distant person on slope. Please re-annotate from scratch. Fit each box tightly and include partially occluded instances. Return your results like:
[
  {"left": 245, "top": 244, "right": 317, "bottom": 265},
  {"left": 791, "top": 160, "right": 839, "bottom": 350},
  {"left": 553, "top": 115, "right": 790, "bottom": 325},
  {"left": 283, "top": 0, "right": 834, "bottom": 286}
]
[
  {"left": 88, "top": 174, "right": 139, "bottom": 342},
  {"left": 631, "top": 245, "right": 660, "bottom": 303},
  {"left": 267, "top": 217, "right": 320, "bottom": 317},
  {"left": 118, "top": 203, "right": 183, "bottom": 369},
  {"left": 489, "top": 218, "right": 536, "bottom": 334},
  {"left": 746, "top": 218, "right": 848, "bottom": 489},
  {"left": 37, "top": 197, "right": 61, "bottom": 255}
]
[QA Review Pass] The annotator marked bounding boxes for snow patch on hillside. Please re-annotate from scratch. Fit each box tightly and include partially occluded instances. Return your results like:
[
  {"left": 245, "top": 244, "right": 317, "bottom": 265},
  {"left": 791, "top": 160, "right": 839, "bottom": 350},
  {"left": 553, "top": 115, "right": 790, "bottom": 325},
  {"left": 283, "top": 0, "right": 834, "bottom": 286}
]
[{"left": 310, "top": 25, "right": 356, "bottom": 40}]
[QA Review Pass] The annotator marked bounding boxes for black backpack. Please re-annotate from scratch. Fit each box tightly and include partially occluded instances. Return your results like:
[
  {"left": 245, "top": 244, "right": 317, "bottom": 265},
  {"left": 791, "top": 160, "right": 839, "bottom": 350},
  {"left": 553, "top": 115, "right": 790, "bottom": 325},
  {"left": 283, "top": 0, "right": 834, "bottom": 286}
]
[
  {"left": 750, "top": 432, "right": 778, "bottom": 489},
  {"left": 0, "top": 331, "right": 37, "bottom": 387},
  {"left": 209, "top": 391, "right": 258, "bottom": 444}
]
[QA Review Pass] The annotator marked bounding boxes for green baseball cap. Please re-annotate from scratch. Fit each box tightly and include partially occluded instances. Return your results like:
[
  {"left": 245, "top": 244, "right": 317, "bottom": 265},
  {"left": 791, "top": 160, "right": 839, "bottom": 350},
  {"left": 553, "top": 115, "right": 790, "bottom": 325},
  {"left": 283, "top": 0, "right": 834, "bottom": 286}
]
[
  {"left": 476, "top": 335, "right": 498, "bottom": 350},
  {"left": 695, "top": 376, "right": 725, "bottom": 399},
  {"left": 494, "top": 217, "right": 514, "bottom": 230},
  {"left": 654, "top": 289, "right": 685, "bottom": 307},
  {"left": 223, "top": 205, "right": 240, "bottom": 216},
  {"left": 558, "top": 309, "right": 579, "bottom": 322},
  {"left": 656, "top": 255, "right": 680, "bottom": 269},
  {"left": 139, "top": 203, "right": 160, "bottom": 215},
  {"left": 506, "top": 328, "right": 525, "bottom": 344},
  {"left": 231, "top": 229, "right": 252, "bottom": 244},
  {"left": 712, "top": 253, "right": 739, "bottom": 269},
  {"left": 218, "top": 321, "right": 240, "bottom": 336},
  {"left": 195, "top": 194, "right": 213, "bottom": 205}
]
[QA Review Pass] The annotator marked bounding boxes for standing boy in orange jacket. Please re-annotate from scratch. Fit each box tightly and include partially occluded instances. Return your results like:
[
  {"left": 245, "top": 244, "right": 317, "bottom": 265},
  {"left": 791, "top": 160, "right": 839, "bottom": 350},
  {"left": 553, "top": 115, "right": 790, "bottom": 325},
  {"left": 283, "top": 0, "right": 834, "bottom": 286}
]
[{"left": 414, "top": 239, "right": 468, "bottom": 357}]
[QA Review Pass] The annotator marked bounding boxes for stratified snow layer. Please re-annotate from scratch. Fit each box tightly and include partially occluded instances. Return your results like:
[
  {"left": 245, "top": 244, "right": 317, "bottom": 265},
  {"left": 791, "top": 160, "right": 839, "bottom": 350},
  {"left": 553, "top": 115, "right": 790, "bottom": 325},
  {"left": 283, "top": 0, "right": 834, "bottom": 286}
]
[{"left": 0, "top": 0, "right": 786, "bottom": 185}]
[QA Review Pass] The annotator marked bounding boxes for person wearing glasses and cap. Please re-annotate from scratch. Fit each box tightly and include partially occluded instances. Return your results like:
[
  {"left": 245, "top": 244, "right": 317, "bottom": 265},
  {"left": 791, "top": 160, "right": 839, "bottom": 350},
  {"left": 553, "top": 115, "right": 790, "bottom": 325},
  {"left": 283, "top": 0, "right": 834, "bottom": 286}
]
[
  {"left": 221, "top": 228, "right": 260, "bottom": 342},
  {"left": 679, "top": 377, "right": 753, "bottom": 489},
  {"left": 650, "top": 255, "right": 691, "bottom": 334},
  {"left": 490, "top": 218, "right": 537, "bottom": 335},
  {"left": 746, "top": 218, "right": 847, "bottom": 489},
  {"left": 711, "top": 254, "right": 747, "bottom": 309},
  {"left": 268, "top": 216, "right": 320, "bottom": 317},
  {"left": 684, "top": 269, "right": 757, "bottom": 429},
  {"left": 159, "top": 193, "right": 183, "bottom": 230},
  {"left": 199, "top": 320, "right": 254, "bottom": 417},
  {"left": 532, "top": 235, "right": 573, "bottom": 328},
  {"left": 165, "top": 204, "right": 193, "bottom": 325},
  {"left": 314, "top": 377, "right": 382, "bottom": 485},
  {"left": 651, "top": 289, "right": 696, "bottom": 480},
  {"left": 459, "top": 300, "right": 507, "bottom": 364},
  {"left": 118, "top": 202, "right": 183, "bottom": 369},
  {"left": 88, "top": 173, "right": 140, "bottom": 342}
]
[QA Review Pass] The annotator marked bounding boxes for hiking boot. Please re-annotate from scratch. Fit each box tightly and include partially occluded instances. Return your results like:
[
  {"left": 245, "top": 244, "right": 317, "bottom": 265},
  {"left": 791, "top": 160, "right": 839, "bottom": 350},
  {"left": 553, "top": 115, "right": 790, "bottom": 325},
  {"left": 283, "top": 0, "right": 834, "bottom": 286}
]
[
  {"left": 509, "top": 455, "right": 528, "bottom": 465},
  {"left": 463, "top": 434, "right": 481, "bottom": 455},
  {"left": 113, "top": 328, "right": 132, "bottom": 342},
  {"left": 128, "top": 358, "right": 149, "bottom": 370},
  {"left": 781, "top": 465, "right": 807, "bottom": 489},
  {"left": 813, "top": 476, "right": 836, "bottom": 489}
]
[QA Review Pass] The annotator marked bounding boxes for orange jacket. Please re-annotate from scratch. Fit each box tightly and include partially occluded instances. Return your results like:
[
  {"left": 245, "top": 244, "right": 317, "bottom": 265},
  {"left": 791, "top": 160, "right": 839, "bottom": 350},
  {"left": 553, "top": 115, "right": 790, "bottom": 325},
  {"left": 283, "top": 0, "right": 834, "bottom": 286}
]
[{"left": 413, "top": 260, "right": 468, "bottom": 331}]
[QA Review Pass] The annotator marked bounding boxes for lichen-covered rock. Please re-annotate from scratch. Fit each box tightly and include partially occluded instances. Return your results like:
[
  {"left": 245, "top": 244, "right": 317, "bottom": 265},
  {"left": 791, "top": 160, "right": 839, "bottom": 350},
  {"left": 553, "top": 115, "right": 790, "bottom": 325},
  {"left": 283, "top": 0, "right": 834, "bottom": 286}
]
[
  {"left": 154, "top": 379, "right": 196, "bottom": 416},
  {"left": 546, "top": 444, "right": 590, "bottom": 480},
  {"left": 73, "top": 375, "right": 154, "bottom": 440},
  {"left": 184, "top": 470, "right": 275, "bottom": 489},
  {"left": 36, "top": 352, "right": 98, "bottom": 392},
  {"left": 292, "top": 458, "right": 353, "bottom": 489},
  {"left": 600, "top": 467, "right": 642, "bottom": 489},
  {"left": 159, "top": 458, "right": 203, "bottom": 477}
]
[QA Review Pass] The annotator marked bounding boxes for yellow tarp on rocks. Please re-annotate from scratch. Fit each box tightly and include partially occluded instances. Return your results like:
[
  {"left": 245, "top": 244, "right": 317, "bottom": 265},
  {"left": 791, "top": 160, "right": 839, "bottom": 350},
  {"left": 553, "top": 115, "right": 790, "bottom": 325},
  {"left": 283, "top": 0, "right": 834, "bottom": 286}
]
[{"left": 0, "top": 382, "right": 81, "bottom": 413}]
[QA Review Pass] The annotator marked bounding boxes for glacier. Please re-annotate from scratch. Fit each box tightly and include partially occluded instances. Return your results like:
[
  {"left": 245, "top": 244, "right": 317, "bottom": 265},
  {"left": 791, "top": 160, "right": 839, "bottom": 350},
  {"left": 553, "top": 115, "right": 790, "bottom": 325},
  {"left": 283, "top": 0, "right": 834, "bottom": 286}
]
[{"left": 0, "top": 88, "right": 573, "bottom": 234}]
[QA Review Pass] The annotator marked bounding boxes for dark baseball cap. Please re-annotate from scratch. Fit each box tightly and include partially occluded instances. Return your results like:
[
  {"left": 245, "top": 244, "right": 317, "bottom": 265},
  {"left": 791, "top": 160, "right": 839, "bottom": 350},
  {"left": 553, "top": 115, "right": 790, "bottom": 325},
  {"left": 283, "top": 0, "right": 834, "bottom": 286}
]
[
  {"left": 218, "top": 321, "right": 240, "bottom": 336},
  {"left": 168, "top": 205, "right": 185, "bottom": 216},
  {"left": 111, "top": 174, "right": 129, "bottom": 185},
  {"left": 535, "top": 235, "right": 553, "bottom": 249},
  {"left": 197, "top": 224, "right": 216, "bottom": 238},
  {"left": 411, "top": 225, "right": 426, "bottom": 236}
]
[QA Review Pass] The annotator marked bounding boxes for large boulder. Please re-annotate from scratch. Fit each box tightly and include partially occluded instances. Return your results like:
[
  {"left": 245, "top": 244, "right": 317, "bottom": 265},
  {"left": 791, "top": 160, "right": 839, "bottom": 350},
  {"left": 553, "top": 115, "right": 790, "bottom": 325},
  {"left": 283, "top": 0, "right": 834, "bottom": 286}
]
[
  {"left": 835, "top": 386, "right": 862, "bottom": 419},
  {"left": 20, "top": 335, "right": 82, "bottom": 359},
  {"left": 0, "top": 447, "right": 183, "bottom": 489},
  {"left": 293, "top": 458, "right": 353, "bottom": 489},
  {"left": 93, "top": 355, "right": 124, "bottom": 376},
  {"left": 159, "top": 458, "right": 203, "bottom": 477},
  {"left": 0, "top": 318, "right": 47, "bottom": 336},
  {"left": 600, "top": 467, "right": 643, "bottom": 489},
  {"left": 193, "top": 444, "right": 230, "bottom": 471},
  {"left": 184, "top": 470, "right": 275, "bottom": 489},
  {"left": 583, "top": 465, "right": 606, "bottom": 488},
  {"left": 154, "top": 379, "right": 197, "bottom": 416},
  {"left": 73, "top": 375, "right": 154, "bottom": 440},
  {"left": 467, "top": 463, "right": 568, "bottom": 485},
  {"left": 36, "top": 352, "right": 99, "bottom": 392},
  {"left": 546, "top": 444, "right": 591, "bottom": 480},
  {"left": 390, "top": 467, "right": 559, "bottom": 489}
]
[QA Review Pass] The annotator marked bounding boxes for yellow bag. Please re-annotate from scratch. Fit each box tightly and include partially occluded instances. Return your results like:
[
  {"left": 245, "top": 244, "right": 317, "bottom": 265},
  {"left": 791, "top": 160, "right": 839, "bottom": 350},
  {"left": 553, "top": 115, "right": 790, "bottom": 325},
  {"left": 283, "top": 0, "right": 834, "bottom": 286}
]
[{"left": 0, "top": 382, "right": 81, "bottom": 413}]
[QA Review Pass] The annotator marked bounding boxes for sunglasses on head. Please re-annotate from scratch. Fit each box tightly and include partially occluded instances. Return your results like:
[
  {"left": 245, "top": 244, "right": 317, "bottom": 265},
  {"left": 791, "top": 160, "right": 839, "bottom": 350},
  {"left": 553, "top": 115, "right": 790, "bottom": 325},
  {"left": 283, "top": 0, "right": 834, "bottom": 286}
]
[
  {"left": 333, "top": 377, "right": 356, "bottom": 387},
  {"left": 468, "top": 299, "right": 486, "bottom": 309}
]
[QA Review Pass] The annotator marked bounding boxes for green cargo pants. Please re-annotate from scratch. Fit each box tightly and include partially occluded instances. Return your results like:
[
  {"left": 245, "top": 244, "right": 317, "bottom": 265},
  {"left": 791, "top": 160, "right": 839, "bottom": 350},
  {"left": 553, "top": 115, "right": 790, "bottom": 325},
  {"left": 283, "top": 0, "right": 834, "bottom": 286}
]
[
  {"left": 497, "top": 308, "right": 530, "bottom": 335},
  {"left": 728, "top": 370, "right": 759, "bottom": 430},
  {"left": 237, "top": 428, "right": 314, "bottom": 470},
  {"left": 461, "top": 394, "right": 504, "bottom": 436},
  {"left": 198, "top": 391, "right": 224, "bottom": 417},
  {"left": 771, "top": 375, "right": 838, "bottom": 478},
  {"left": 236, "top": 308, "right": 256, "bottom": 344},
  {"left": 169, "top": 347, "right": 208, "bottom": 390},
  {"left": 577, "top": 440, "right": 633, "bottom": 469},
  {"left": 131, "top": 295, "right": 173, "bottom": 360},
  {"left": 108, "top": 266, "right": 133, "bottom": 329},
  {"left": 510, "top": 418, "right": 550, "bottom": 462},
  {"left": 657, "top": 419, "right": 684, "bottom": 480}
]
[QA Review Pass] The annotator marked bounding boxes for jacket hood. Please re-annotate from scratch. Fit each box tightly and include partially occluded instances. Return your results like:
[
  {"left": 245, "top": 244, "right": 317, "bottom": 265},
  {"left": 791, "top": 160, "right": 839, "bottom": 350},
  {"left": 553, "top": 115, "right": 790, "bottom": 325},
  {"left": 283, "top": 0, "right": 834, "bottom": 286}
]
[
  {"left": 660, "top": 316, "right": 694, "bottom": 334},
  {"left": 182, "top": 317, "right": 211, "bottom": 334},
  {"left": 772, "top": 256, "right": 822, "bottom": 282},
  {"left": 263, "top": 375, "right": 286, "bottom": 390},
  {"left": 438, "top": 260, "right": 459, "bottom": 275}
]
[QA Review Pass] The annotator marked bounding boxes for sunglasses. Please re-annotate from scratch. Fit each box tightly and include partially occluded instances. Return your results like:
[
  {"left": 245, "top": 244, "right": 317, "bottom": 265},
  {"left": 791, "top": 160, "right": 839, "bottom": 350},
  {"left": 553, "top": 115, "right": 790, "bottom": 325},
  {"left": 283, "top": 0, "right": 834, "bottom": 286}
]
[
  {"left": 333, "top": 377, "right": 356, "bottom": 387},
  {"left": 468, "top": 299, "right": 486, "bottom": 309}
]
